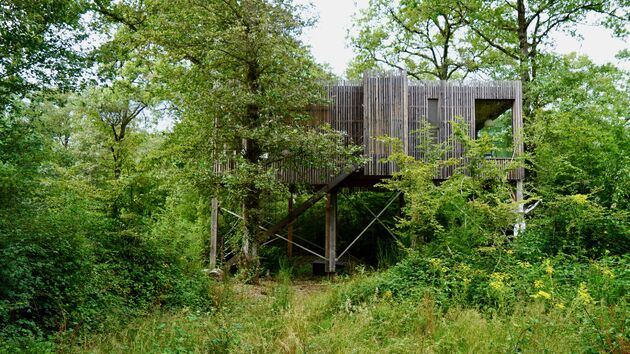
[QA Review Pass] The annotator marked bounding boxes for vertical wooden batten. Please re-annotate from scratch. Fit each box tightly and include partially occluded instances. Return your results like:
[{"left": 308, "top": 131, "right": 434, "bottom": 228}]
[
  {"left": 209, "top": 197, "right": 218, "bottom": 269},
  {"left": 363, "top": 71, "right": 409, "bottom": 176},
  {"left": 213, "top": 76, "right": 523, "bottom": 184}
]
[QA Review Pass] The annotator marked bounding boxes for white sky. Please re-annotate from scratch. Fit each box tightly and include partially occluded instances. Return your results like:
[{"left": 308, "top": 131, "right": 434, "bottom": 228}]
[{"left": 297, "top": 0, "right": 629, "bottom": 77}]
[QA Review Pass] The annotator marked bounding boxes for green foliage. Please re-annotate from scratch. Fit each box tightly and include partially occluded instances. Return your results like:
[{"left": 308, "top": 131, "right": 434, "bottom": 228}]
[
  {"left": 50, "top": 270, "right": 630, "bottom": 353},
  {"left": 1, "top": 0, "right": 629, "bottom": 351},
  {"left": 0, "top": 108, "right": 47, "bottom": 207},
  {"left": 527, "top": 55, "right": 630, "bottom": 256},
  {"left": 0, "top": 89, "right": 211, "bottom": 347},
  {"left": 0, "top": 0, "right": 88, "bottom": 108},
  {"left": 329, "top": 251, "right": 629, "bottom": 319},
  {"left": 381, "top": 120, "right": 521, "bottom": 255},
  {"left": 96, "top": 0, "right": 366, "bottom": 261},
  {"left": 349, "top": 0, "right": 483, "bottom": 80},
  {"left": 477, "top": 109, "right": 513, "bottom": 158},
  {"left": 0, "top": 191, "right": 212, "bottom": 342},
  {"left": 531, "top": 55, "right": 630, "bottom": 206},
  {"left": 523, "top": 195, "right": 629, "bottom": 256},
  {"left": 0, "top": 208, "right": 96, "bottom": 335}
]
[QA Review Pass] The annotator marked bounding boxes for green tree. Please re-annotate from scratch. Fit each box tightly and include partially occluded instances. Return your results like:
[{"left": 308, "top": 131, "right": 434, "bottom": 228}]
[
  {"left": 0, "top": 0, "right": 88, "bottom": 108},
  {"left": 531, "top": 54, "right": 629, "bottom": 207},
  {"left": 459, "top": 0, "right": 628, "bottom": 114},
  {"left": 95, "top": 0, "right": 361, "bottom": 266},
  {"left": 351, "top": 0, "right": 628, "bottom": 115},
  {"left": 522, "top": 54, "right": 630, "bottom": 255},
  {"left": 349, "top": 0, "right": 483, "bottom": 80}
]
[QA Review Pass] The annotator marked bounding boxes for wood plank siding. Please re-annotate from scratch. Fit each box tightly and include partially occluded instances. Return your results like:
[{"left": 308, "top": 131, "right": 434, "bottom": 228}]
[{"left": 215, "top": 71, "right": 524, "bottom": 185}]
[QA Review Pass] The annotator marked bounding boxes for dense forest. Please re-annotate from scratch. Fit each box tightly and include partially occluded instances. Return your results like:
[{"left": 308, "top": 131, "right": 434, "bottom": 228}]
[{"left": 1, "top": 0, "right": 629, "bottom": 352}]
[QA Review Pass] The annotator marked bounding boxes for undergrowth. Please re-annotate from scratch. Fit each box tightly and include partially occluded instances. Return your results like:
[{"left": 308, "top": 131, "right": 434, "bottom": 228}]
[{"left": 20, "top": 254, "right": 627, "bottom": 353}]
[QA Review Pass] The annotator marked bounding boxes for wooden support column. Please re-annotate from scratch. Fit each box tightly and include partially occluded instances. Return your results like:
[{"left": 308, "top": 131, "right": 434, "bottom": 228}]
[
  {"left": 287, "top": 195, "right": 294, "bottom": 258},
  {"left": 325, "top": 190, "right": 337, "bottom": 272},
  {"left": 210, "top": 197, "right": 218, "bottom": 269},
  {"left": 514, "top": 180, "right": 525, "bottom": 237},
  {"left": 516, "top": 180, "right": 523, "bottom": 204}
]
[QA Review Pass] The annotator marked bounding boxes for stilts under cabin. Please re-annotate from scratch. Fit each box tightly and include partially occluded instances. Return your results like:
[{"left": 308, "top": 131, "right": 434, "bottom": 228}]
[{"left": 210, "top": 71, "right": 524, "bottom": 273}]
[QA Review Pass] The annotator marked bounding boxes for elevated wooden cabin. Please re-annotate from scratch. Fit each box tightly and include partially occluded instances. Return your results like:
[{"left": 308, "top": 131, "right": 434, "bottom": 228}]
[
  {"left": 274, "top": 71, "right": 524, "bottom": 186},
  {"left": 209, "top": 72, "right": 525, "bottom": 272}
]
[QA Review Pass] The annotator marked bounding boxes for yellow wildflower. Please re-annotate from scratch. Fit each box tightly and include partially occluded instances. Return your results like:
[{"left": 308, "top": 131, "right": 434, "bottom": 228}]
[
  {"left": 518, "top": 261, "right": 531, "bottom": 269},
  {"left": 534, "top": 280, "right": 544, "bottom": 289},
  {"left": 594, "top": 263, "right": 615, "bottom": 279},
  {"left": 428, "top": 258, "right": 448, "bottom": 272},
  {"left": 543, "top": 259, "right": 554, "bottom": 275},
  {"left": 463, "top": 278, "right": 471, "bottom": 286},
  {"left": 383, "top": 290, "right": 393, "bottom": 300},
  {"left": 534, "top": 290, "right": 552, "bottom": 300},
  {"left": 602, "top": 268, "right": 614, "bottom": 278},
  {"left": 506, "top": 249, "right": 514, "bottom": 255},
  {"left": 489, "top": 272, "right": 508, "bottom": 291},
  {"left": 455, "top": 263, "right": 471, "bottom": 272},
  {"left": 555, "top": 302, "right": 565, "bottom": 310},
  {"left": 576, "top": 282, "right": 594, "bottom": 305}
]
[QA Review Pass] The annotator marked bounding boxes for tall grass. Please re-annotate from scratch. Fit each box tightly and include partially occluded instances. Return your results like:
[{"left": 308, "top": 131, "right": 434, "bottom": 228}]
[{"left": 53, "top": 271, "right": 627, "bottom": 354}]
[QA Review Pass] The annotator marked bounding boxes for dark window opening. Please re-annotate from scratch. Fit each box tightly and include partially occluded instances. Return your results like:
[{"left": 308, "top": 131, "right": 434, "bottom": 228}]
[
  {"left": 428, "top": 99, "right": 439, "bottom": 125},
  {"left": 475, "top": 99, "right": 513, "bottom": 158},
  {"left": 427, "top": 98, "right": 439, "bottom": 144}
]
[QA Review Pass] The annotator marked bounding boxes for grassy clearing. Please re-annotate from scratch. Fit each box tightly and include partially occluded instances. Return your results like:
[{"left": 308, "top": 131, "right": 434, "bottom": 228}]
[{"left": 53, "top": 273, "right": 626, "bottom": 354}]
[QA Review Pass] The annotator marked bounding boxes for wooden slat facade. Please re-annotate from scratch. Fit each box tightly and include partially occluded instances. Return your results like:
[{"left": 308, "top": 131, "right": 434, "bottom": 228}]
[
  {"left": 215, "top": 71, "right": 524, "bottom": 185},
  {"left": 406, "top": 78, "right": 524, "bottom": 180},
  {"left": 363, "top": 72, "right": 408, "bottom": 175},
  {"left": 272, "top": 81, "right": 364, "bottom": 185}
]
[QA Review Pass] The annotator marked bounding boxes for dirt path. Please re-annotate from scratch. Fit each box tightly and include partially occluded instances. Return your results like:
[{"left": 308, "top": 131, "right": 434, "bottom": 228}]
[{"left": 233, "top": 278, "right": 332, "bottom": 300}]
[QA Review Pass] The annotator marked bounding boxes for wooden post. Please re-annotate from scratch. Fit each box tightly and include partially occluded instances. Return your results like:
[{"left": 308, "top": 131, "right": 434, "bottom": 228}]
[
  {"left": 287, "top": 195, "right": 294, "bottom": 258},
  {"left": 324, "top": 193, "right": 330, "bottom": 273},
  {"left": 514, "top": 180, "right": 525, "bottom": 236},
  {"left": 326, "top": 190, "right": 337, "bottom": 272},
  {"left": 516, "top": 180, "right": 523, "bottom": 204},
  {"left": 210, "top": 197, "right": 218, "bottom": 269}
]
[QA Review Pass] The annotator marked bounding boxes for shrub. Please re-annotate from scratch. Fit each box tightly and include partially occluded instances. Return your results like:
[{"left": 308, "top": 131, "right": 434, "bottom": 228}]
[
  {"left": 0, "top": 208, "right": 96, "bottom": 336},
  {"left": 326, "top": 249, "right": 630, "bottom": 317},
  {"left": 523, "top": 195, "right": 630, "bottom": 257}
]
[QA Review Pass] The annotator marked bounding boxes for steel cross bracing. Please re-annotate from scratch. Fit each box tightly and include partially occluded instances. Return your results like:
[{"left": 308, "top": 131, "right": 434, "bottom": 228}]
[
  {"left": 220, "top": 207, "right": 328, "bottom": 262},
  {"left": 217, "top": 206, "right": 323, "bottom": 253},
  {"left": 214, "top": 190, "right": 402, "bottom": 269},
  {"left": 336, "top": 191, "right": 402, "bottom": 261},
  {"left": 339, "top": 190, "right": 401, "bottom": 244}
]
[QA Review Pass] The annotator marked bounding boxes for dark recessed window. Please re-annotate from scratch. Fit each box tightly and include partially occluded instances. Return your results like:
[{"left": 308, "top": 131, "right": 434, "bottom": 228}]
[
  {"left": 427, "top": 98, "right": 439, "bottom": 144},
  {"left": 475, "top": 99, "right": 513, "bottom": 158},
  {"left": 428, "top": 99, "right": 439, "bottom": 126}
]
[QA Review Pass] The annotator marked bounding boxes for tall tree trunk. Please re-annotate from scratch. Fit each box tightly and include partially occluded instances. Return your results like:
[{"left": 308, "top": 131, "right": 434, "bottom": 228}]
[
  {"left": 241, "top": 58, "right": 262, "bottom": 267},
  {"left": 241, "top": 137, "right": 261, "bottom": 264},
  {"left": 108, "top": 112, "right": 129, "bottom": 216},
  {"left": 516, "top": 0, "right": 532, "bottom": 119}
]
